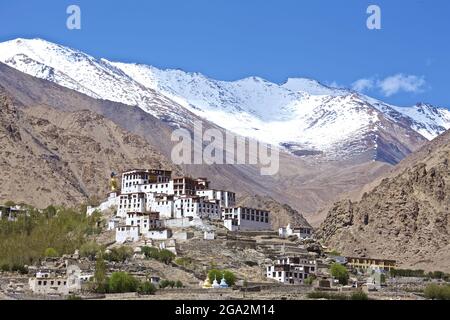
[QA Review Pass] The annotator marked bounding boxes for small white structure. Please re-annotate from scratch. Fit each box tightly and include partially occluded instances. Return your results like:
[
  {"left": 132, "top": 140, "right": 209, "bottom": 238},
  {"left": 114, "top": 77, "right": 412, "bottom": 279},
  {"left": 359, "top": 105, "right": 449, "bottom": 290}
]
[
  {"left": 279, "top": 224, "right": 313, "bottom": 240},
  {"left": 116, "top": 225, "right": 140, "bottom": 243},
  {"left": 204, "top": 230, "right": 215, "bottom": 240},
  {"left": 29, "top": 274, "right": 69, "bottom": 296},
  {"left": 146, "top": 229, "right": 172, "bottom": 240},
  {"left": 266, "top": 256, "right": 317, "bottom": 285}
]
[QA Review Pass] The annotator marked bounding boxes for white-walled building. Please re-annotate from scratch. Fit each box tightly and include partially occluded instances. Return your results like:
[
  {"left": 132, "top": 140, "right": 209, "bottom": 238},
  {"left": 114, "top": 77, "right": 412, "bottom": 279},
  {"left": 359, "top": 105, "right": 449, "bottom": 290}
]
[
  {"left": 279, "top": 224, "right": 313, "bottom": 240},
  {"left": 222, "top": 207, "right": 270, "bottom": 231},
  {"left": 266, "top": 256, "right": 317, "bottom": 285},
  {"left": 118, "top": 192, "right": 147, "bottom": 217},
  {"left": 121, "top": 169, "right": 172, "bottom": 194},
  {"left": 147, "top": 193, "right": 175, "bottom": 219},
  {"left": 116, "top": 225, "right": 140, "bottom": 243},
  {"left": 91, "top": 168, "right": 273, "bottom": 242},
  {"left": 174, "top": 196, "right": 221, "bottom": 220},
  {"left": 196, "top": 189, "right": 236, "bottom": 208}
]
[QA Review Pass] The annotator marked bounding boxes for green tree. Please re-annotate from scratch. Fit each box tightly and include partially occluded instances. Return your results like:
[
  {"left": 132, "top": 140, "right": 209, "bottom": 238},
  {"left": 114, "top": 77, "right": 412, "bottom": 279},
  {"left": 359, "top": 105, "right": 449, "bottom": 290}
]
[
  {"left": 80, "top": 241, "right": 103, "bottom": 260},
  {"left": 175, "top": 280, "right": 183, "bottom": 288},
  {"left": 138, "top": 281, "right": 157, "bottom": 295},
  {"left": 44, "top": 247, "right": 59, "bottom": 258},
  {"left": 159, "top": 249, "right": 175, "bottom": 265},
  {"left": 330, "top": 263, "right": 349, "bottom": 285},
  {"left": 104, "top": 246, "right": 133, "bottom": 262},
  {"left": 108, "top": 272, "right": 139, "bottom": 293},
  {"left": 94, "top": 255, "right": 108, "bottom": 293}
]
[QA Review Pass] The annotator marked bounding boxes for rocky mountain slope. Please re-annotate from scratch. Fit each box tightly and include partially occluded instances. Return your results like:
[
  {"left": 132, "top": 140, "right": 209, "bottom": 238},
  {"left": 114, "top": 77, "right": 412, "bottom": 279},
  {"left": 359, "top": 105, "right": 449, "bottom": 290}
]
[
  {"left": 238, "top": 194, "right": 312, "bottom": 230},
  {"left": 1, "top": 38, "right": 448, "bottom": 165},
  {"left": 318, "top": 130, "right": 450, "bottom": 272},
  {"left": 0, "top": 62, "right": 393, "bottom": 219},
  {"left": 0, "top": 90, "right": 176, "bottom": 207}
]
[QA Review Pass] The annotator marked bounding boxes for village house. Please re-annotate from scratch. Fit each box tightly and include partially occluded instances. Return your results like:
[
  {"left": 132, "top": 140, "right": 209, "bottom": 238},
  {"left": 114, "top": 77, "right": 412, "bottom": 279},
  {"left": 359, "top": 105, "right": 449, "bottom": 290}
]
[
  {"left": 28, "top": 264, "right": 88, "bottom": 296},
  {"left": 266, "top": 256, "right": 318, "bottom": 285},
  {"left": 0, "top": 205, "right": 26, "bottom": 222},
  {"left": 346, "top": 256, "right": 396, "bottom": 272},
  {"left": 222, "top": 207, "right": 270, "bottom": 231},
  {"left": 279, "top": 224, "right": 313, "bottom": 240}
]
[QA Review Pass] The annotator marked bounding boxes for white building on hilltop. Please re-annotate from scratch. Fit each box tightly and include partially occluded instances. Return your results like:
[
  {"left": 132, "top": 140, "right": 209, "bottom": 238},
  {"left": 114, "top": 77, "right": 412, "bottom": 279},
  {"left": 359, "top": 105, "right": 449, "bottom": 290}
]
[{"left": 91, "top": 168, "right": 273, "bottom": 242}]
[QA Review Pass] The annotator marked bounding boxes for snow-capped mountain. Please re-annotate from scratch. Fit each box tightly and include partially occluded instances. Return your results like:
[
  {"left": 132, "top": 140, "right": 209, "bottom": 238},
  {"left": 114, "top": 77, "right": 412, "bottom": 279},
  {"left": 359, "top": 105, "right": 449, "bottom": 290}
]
[{"left": 0, "top": 38, "right": 449, "bottom": 162}]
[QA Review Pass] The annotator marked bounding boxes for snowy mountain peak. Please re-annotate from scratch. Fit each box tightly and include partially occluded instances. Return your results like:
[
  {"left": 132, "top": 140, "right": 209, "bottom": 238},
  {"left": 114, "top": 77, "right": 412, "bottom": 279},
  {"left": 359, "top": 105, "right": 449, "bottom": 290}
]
[
  {"left": 0, "top": 37, "right": 449, "bottom": 163},
  {"left": 282, "top": 77, "right": 348, "bottom": 96}
]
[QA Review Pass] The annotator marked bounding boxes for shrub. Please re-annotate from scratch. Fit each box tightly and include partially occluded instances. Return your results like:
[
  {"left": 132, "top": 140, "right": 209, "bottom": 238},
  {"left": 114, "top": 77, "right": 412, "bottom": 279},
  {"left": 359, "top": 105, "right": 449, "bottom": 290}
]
[
  {"left": 330, "top": 263, "right": 349, "bottom": 285},
  {"left": 44, "top": 248, "right": 59, "bottom": 258},
  {"left": 175, "top": 257, "right": 193, "bottom": 267},
  {"left": 141, "top": 247, "right": 175, "bottom": 265},
  {"left": 138, "top": 281, "right": 157, "bottom": 295},
  {"left": 80, "top": 242, "right": 103, "bottom": 260},
  {"left": 11, "top": 264, "right": 28, "bottom": 274},
  {"left": 304, "top": 275, "right": 316, "bottom": 286},
  {"left": 175, "top": 280, "right": 183, "bottom": 288},
  {"left": 424, "top": 284, "right": 450, "bottom": 300},
  {"left": 307, "top": 291, "right": 348, "bottom": 300},
  {"left": 350, "top": 290, "right": 369, "bottom": 300},
  {"left": 104, "top": 246, "right": 133, "bottom": 262},
  {"left": 159, "top": 279, "right": 176, "bottom": 289},
  {"left": 108, "top": 272, "right": 139, "bottom": 293}
]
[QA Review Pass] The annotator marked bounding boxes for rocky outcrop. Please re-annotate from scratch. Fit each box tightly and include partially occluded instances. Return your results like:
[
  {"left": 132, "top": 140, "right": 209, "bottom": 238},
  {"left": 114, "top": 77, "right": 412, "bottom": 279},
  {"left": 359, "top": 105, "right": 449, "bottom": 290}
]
[
  {"left": 0, "top": 91, "right": 178, "bottom": 208},
  {"left": 318, "top": 130, "right": 450, "bottom": 272}
]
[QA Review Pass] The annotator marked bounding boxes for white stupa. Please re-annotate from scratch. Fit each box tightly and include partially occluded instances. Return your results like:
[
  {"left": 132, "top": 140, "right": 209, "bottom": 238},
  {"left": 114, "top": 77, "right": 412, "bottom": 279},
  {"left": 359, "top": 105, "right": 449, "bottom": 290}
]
[
  {"left": 219, "top": 275, "right": 229, "bottom": 288},
  {"left": 212, "top": 276, "right": 220, "bottom": 289}
]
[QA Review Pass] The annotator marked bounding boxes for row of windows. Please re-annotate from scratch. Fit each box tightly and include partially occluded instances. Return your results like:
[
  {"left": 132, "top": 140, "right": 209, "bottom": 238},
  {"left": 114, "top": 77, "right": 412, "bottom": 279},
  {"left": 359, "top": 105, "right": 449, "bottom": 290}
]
[
  {"left": 37, "top": 280, "right": 67, "bottom": 286},
  {"left": 241, "top": 214, "right": 269, "bottom": 223}
]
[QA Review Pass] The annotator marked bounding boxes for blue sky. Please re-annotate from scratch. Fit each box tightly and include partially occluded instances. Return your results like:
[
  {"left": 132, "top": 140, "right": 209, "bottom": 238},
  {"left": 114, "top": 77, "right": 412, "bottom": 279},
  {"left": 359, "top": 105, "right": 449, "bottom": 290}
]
[{"left": 0, "top": 0, "right": 449, "bottom": 107}]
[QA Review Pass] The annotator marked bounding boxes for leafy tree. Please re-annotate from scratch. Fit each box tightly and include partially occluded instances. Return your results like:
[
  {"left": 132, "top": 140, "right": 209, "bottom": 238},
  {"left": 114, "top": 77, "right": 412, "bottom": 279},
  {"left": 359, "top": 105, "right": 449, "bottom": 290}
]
[
  {"left": 175, "top": 280, "right": 183, "bottom": 288},
  {"left": 159, "top": 279, "right": 175, "bottom": 289},
  {"left": 80, "top": 241, "right": 103, "bottom": 260},
  {"left": 138, "top": 281, "right": 157, "bottom": 295},
  {"left": 94, "top": 255, "right": 108, "bottom": 293},
  {"left": 330, "top": 263, "right": 349, "bottom": 285},
  {"left": 141, "top": 247, "right": 175, "bottom": 265},
  {"left": 104, "top": 246, "right": 133, "bottom": 262},
  {"left": 108, "top": 272, "right": 139, "bottom": 293},
  {"left": 44, "top": 247, "right": 59, "bottom": 258},
  {"left": 159, "top": 249, "right": 175, "bottom": 265}
]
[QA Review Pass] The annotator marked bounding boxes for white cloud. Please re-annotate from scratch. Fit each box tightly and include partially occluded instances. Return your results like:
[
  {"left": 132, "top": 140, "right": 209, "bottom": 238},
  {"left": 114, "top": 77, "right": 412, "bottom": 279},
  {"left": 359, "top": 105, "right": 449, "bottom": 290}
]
[
  {"left": 377, "top": 74, "right": 426, "bottom": 97},
  {"left": 351, "top": 78, "right": 374, "bottom": 92},
  {"left": 350, "top": 74, "right": 427, "bottom": 97}
]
